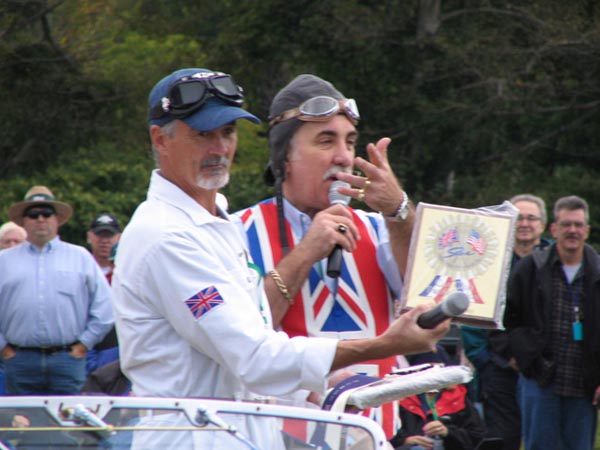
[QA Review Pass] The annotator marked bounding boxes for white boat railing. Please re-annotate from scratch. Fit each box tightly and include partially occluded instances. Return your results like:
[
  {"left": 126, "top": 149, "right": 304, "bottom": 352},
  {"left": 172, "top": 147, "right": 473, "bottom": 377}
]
[
  {"left": 0, "top": 395, "right": 389, "bottom": 450},
  {"left": 0, "top": 365, "right": 473, "bottom": 450}
]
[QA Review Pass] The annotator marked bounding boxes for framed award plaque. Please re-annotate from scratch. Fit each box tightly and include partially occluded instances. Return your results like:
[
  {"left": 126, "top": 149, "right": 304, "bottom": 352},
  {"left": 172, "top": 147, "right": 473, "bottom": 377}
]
[{"left": 399, "top": 201, "right": 518, "bottom": 328}]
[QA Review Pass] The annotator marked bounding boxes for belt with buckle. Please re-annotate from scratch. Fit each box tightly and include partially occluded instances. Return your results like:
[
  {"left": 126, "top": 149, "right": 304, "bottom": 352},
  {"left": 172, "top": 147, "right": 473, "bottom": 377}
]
[{"left": 9, "top": 343, "right": 76, "bottom": 355}]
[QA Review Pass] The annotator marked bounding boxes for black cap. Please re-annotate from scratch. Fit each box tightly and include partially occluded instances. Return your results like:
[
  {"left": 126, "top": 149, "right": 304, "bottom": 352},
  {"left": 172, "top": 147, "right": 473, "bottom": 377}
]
[{"left": 89, "top": 213, "right": 121, "bottom": 235}]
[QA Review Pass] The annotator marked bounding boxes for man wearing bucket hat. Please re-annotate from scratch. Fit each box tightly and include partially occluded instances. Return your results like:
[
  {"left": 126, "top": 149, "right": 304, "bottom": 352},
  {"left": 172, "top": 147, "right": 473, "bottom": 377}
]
[
  {"left": 0, "top": 186, "right": 114, "bottom": 395},
  {"left": 235, "top": 74, "right": 414, "bottom": 437},
  {"left": 111, "top": 67, "right": 447, "bottom": 448}
]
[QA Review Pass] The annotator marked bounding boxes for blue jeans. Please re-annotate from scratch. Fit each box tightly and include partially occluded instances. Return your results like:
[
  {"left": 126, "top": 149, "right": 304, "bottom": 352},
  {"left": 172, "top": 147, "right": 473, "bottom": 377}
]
[
  {"left": 518, "top": 374, "right": 597, "bottom": 450},
  {"left": 4, "top": 349, "right": 86, "bottom": 395}
]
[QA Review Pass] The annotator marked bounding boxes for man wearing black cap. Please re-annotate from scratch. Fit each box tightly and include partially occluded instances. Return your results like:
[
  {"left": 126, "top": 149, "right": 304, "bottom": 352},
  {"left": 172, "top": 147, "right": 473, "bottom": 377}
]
[
  {"left": 0, "top": 186, "right": 114, "bottom": 395},
  {"left": 87, "top": 213, "right": 121, "bottom": 283},
  {"left": 235, "top": 74, "right": 413, "bottom": 438},
  {"left": 85, "top": 213, "right": 122, "bottom": 376},
  {"left": 111, "top": 67, "right": 446, "bottom": 448}
]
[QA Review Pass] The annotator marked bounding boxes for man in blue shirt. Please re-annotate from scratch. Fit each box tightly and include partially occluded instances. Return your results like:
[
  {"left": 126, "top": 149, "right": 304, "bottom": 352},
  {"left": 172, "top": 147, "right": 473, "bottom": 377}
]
[{"left": 0, "top": 185, "right": 114, "bottom": 394}]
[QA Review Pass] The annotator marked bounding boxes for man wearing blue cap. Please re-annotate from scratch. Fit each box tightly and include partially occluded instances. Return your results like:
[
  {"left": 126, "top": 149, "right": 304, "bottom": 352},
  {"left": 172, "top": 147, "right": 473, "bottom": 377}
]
[{"left": 111, "top": 68, "right": 448, "bottom": 448}]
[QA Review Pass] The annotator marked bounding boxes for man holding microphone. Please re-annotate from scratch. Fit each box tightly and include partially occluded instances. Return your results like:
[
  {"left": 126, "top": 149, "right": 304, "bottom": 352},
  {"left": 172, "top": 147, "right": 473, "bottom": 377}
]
[{"left": 235, "top": 74, "right": 415, "bottom": 437}]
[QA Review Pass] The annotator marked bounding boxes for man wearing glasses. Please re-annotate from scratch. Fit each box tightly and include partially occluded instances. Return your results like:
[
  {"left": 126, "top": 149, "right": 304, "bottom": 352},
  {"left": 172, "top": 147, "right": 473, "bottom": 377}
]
[
  {"left": 462, "top": 193, "right": 551, "bottom": 450},
  {"left": 0, "top": 186, "right": 114, "bottom": 394},
  {"left": 504, "top": 195, "right": 600, "bottom": 450},
  {"left": 234, "top": 74, "right": 413, "bottom": 437}
]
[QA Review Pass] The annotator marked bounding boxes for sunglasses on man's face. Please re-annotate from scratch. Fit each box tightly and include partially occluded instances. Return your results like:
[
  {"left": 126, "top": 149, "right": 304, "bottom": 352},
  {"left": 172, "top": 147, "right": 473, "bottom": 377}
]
[{"left": 24, "top": 209, "right": 55, "bottom": 220}]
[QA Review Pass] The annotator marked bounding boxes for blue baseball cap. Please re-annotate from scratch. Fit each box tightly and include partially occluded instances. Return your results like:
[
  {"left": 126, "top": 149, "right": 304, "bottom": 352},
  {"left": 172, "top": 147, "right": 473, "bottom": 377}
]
[{"left": 148, "top": 68, "right": 260, "bottom": 131}]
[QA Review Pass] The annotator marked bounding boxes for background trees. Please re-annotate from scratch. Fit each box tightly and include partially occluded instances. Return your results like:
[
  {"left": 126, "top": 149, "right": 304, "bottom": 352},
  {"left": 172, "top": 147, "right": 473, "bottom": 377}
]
[{"left": 1, "top": 0, "right": 599, "bottom": 246}]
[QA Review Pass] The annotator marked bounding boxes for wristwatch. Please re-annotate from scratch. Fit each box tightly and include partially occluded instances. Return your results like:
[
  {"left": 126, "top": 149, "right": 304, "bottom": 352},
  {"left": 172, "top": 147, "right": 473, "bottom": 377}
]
[{"left": 384, "top": 191, "right": 410, "bottom": 221}]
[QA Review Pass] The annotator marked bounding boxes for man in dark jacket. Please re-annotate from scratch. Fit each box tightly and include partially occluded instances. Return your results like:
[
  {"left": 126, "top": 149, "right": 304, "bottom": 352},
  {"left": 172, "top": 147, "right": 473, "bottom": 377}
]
[
  {"left": 504, "top": 195, "right": 600, "bottom": 450},
  {"left": 461, "top": 193, "right": 550, "bottom": 450}
]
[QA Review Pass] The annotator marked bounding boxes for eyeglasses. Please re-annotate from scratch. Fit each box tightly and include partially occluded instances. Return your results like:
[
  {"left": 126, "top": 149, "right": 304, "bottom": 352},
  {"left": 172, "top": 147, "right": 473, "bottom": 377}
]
[
  {"left": 149, "top": 72, "right": 244, "bottom": 121},
  {"left": 517, "top": 215, "right": 541, "bottom": 222},
  {"left": 269, "top": 96, "right": 360, "bottom": 128},
  {"left": 24, "top": 209, "right": 55, "bottom": 219},
  {"left": 558, "top": 221, "right": 586, "bottom": 229}
]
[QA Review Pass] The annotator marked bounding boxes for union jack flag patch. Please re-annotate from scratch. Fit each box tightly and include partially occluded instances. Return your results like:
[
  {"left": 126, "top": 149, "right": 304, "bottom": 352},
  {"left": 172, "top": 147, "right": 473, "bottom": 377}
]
[{"left": 185, "top": 285, "right": 225, "bottom": 319}]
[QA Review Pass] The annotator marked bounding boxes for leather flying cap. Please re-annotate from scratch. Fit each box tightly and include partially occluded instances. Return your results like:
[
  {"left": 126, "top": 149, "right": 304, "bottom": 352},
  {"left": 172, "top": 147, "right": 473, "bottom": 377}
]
[{"left": 265, "top": 74, "right": 346, "bottom": 186}]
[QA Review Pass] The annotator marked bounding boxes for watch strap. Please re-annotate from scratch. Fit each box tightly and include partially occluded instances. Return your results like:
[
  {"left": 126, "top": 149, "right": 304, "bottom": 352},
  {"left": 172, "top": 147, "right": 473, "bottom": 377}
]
[{"left": 383, "top": 191, "right": 409, "bottom": 221}]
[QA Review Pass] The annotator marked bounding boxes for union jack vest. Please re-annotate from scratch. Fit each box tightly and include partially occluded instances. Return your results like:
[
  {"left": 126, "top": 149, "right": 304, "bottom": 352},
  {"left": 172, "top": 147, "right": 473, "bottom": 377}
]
[{"left": 237, "top": 198, "right": 401, "bottom": 437}]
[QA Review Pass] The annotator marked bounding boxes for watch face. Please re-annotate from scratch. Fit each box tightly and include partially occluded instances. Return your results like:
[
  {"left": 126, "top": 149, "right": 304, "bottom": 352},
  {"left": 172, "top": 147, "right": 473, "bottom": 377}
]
[
  {"left": 384, "top": 192, "right": 409, "bottom": 221},
  {"left": 399, "top": 207, "right": 409, "bottom": 220},
  {"left": 397, "top": 193, "right": 409, "bottom": 220}
]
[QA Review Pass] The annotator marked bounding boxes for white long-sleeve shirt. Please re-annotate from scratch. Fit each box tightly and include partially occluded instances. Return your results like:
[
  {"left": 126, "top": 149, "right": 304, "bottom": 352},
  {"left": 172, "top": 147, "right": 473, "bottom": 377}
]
[
  {"left": 0, "top": 237, "right": 114, "bottom": 350},
  {"left": 112, "top": 170, "right": 337, "bottom": 402}
]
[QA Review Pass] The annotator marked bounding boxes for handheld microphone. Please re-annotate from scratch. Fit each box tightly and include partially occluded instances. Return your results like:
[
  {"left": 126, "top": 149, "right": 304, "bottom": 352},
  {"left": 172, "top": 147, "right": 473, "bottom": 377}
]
[
  {"left": 416, "top": 292, "right": 470, "bottom": 329},
  {"left": 327, "top": 180, "right": 351, "bottom": 278}
]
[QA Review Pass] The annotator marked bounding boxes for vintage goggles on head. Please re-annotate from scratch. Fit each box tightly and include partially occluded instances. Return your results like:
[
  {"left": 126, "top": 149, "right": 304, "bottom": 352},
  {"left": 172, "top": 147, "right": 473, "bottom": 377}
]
[
  {"left": 149, "top": 72, "right": 245, "bottom": 120},
  {"left": 269, "top": 96, "right": 360, "bottom": 128}
]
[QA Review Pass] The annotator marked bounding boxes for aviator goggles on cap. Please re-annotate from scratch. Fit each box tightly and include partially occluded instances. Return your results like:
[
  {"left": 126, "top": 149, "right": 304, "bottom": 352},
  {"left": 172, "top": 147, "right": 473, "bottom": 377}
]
[
  {"left": 269, "top": 96, "right": 360, "bottom": 128},
  {"left": 149, "top": 72, "right": 245, "bottom": 120}
]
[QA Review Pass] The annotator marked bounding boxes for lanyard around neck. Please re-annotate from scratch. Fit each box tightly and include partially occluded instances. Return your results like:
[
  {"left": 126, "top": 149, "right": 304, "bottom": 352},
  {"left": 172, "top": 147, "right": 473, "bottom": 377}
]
[{"left": 425, "top": 393, "right": 440, "bottom": 420}]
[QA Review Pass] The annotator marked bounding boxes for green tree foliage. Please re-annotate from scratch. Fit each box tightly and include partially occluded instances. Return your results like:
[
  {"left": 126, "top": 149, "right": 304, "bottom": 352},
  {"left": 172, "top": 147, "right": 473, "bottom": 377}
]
[
  {"left": 0, "top": 0, "right": 266, "bottom": 244},
  {"left": 1, "top": 0, "right": 600, "bottom": 246},
  {"left": 211, "top": 0, "right": 600, "bottom": 241}
]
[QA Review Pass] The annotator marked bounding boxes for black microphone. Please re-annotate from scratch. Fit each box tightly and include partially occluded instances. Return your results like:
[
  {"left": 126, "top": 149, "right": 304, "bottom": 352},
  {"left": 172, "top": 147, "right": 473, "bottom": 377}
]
[
  {"left": 416, "top": 292, "right": 470, "bottom": 329},
  {"left": 327, "top": 180, "right": 351, "bottom": 278}
]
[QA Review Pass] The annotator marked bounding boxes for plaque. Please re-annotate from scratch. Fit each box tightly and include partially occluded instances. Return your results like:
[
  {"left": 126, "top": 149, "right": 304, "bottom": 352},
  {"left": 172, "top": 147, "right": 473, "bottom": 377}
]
[{"left": 399, "top": 201, "right": 518, "bottom": 328}]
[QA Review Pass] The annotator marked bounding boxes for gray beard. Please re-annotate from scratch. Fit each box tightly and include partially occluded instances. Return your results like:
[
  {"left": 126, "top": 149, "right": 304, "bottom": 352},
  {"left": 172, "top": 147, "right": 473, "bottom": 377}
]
[{"left": 196, "top": 172, "right": 230, "bottom": 190}]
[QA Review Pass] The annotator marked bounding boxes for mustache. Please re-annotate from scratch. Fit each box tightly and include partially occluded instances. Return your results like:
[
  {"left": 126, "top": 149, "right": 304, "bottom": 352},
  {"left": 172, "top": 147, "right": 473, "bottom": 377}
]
[
  {"left": 322, "top": 165, "right": 351, "bottom": 181},
  {"left": 201, "top": 156, "right": 229, "bottom": 168}
]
